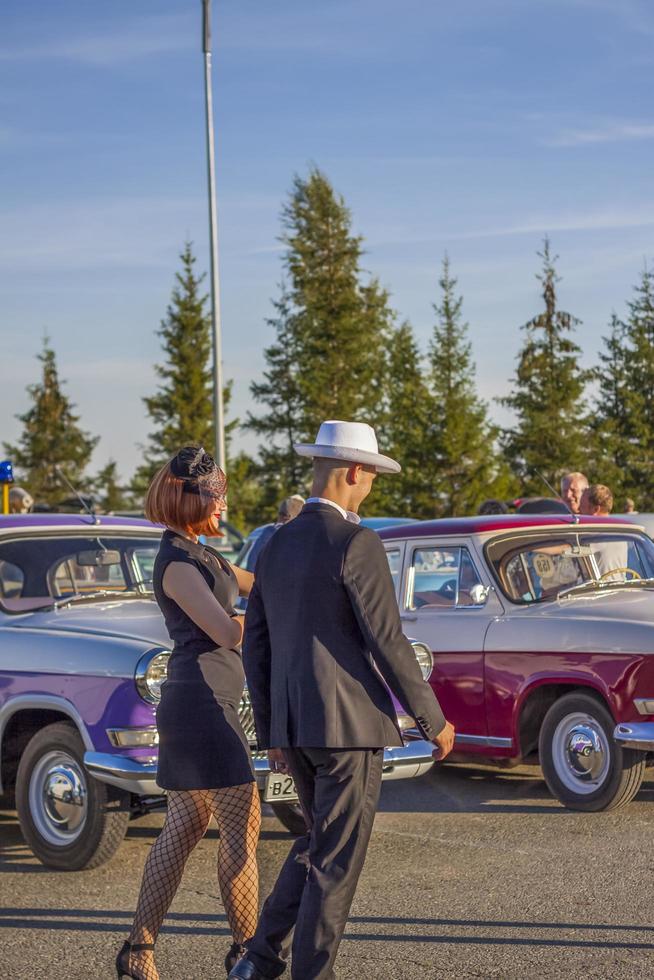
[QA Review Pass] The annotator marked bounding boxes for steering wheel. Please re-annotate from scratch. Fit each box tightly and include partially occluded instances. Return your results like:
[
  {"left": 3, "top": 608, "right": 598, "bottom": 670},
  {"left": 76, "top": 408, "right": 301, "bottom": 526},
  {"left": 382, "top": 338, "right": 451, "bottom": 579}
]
[
  {"left": 598, "top": 567, "right": 642, "bottom": 581},
  {"left": 438, "top": 578, "right": 458, "bottom": 599}
]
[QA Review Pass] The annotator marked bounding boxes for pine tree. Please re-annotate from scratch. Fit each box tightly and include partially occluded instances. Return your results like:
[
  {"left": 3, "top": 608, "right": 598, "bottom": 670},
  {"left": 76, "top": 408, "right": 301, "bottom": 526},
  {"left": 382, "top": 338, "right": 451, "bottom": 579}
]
[
  {"left": 4, "top": 339, "right": 98, "bottom": 506},
  {"left": 133, "top": 243, "right": 238, "bottom": 496},
  {"left": 595, "top": 267, "right": 654, "bottom": 507},
  {"left": 247, "top": 169, "right": 388, "bottom": 493},
  {"left": 500, "top": 240, "right": 591, "bottom": 494},
  {"left": 427, "top": 257, "right": 513, "bottom": 516},
  {"left": 92, "top": 460, "right": 133, "bottom": 512}
]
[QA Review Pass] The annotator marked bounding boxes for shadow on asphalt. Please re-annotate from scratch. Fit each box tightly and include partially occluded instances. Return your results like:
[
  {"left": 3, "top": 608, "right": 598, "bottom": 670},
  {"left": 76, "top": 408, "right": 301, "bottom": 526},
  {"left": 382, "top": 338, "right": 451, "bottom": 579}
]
[
  {"left": 0, "top": 907, "right": 652, "bottom": 951},
  {"left": 0, "top": 809, "right": 290, "bottom": 868},
  {"left": 377, "top": 762, "right": 654, "bottom": 814}
]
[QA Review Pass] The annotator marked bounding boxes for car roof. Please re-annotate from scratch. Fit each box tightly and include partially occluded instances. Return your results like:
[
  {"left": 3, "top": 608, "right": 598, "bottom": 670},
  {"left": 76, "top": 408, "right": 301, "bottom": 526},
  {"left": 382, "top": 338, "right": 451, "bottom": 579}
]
[
  {"left": 0, "top": 513, "right": 159, "bottom": 532},
  {"left": 377, "top": 513, "right": 644, "bottom": 540}
]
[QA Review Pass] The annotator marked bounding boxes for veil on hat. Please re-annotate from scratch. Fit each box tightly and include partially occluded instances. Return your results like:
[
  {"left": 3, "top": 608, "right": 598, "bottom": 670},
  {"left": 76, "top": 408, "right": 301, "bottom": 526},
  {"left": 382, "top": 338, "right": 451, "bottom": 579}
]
[{"left": 170, "top": 446, "right": 227, "bottom": 501}]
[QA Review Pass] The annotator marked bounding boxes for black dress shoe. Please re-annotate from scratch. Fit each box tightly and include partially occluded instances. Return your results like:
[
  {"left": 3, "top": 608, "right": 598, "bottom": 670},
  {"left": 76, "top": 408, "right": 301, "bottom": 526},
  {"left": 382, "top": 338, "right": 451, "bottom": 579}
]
[{"left": 228, "top": 957, "right": 266, "bottom": 980}]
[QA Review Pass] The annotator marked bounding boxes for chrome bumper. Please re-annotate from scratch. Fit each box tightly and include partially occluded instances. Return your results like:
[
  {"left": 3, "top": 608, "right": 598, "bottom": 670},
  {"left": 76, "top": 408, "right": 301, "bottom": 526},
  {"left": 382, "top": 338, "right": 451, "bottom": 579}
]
[
  {"left": 85, "top": 737, "right": 435, "bottom": 797},
  {"left": 84, "top": 752, "right": 162, "bottom": 796},
  {"left": 614, "top": 721, "right": 654, "bottom": 752},
  {"left": 252, "top": 736, "right": 435, "bottom": 789}
]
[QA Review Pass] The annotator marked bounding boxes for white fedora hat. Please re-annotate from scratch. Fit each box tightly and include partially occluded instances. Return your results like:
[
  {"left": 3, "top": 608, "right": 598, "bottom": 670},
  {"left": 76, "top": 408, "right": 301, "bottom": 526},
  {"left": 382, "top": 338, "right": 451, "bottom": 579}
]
[{"left": 294, "top": 420, "right": 401, "bottom": 474}]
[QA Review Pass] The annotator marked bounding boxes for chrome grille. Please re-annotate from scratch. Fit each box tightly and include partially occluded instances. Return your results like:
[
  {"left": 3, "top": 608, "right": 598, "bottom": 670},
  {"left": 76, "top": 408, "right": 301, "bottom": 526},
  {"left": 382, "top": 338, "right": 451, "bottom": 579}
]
[{"left": 239, "top": 691, "right": 258, "bottom": 745}]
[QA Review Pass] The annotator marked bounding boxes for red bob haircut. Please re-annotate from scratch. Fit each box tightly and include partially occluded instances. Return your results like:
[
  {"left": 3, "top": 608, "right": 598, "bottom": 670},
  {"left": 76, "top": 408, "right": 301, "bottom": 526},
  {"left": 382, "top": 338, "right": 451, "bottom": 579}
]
[{"left": 145, "top": 459, "right": 223, "bottom": 537}]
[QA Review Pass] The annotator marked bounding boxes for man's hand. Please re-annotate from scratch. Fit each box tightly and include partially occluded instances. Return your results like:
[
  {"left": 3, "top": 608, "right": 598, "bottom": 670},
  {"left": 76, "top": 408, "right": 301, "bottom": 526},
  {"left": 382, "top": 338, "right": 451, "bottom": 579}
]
[
  {"left": 268, "top": 747, "right": 289, "bottom": 775},
  {"left": 432, "top": 721, "right": 455, "bottom": 761}
]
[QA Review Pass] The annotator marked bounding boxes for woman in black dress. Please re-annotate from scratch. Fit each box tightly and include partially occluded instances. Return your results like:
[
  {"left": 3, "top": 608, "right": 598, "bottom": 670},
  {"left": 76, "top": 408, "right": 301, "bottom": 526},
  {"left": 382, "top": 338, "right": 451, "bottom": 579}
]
[{"left": 116, "top": 447, "right": 260, "bottom": 980}]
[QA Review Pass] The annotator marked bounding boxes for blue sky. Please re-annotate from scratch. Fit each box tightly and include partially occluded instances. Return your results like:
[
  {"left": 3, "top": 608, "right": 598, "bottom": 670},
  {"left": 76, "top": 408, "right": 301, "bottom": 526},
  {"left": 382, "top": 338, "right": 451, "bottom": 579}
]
[{"left": 1, "top": 0, "right": 653, "bottom": 481}]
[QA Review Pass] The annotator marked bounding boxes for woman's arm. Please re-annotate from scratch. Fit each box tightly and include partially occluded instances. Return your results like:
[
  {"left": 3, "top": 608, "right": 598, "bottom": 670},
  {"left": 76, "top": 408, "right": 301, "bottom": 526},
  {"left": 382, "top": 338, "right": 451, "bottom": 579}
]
[
  {"left": 163, "top": 562, "right": 242, "bottom": 649},
  {"left": 230, "top": 563, "right": 255, "bottom": 597}
]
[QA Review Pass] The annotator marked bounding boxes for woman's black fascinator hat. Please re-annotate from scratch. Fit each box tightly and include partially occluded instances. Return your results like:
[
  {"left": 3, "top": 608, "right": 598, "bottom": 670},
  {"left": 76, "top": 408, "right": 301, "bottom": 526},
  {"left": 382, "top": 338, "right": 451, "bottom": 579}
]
[{"left": 170, "top": 446, "right": 227, "bottom": 501}]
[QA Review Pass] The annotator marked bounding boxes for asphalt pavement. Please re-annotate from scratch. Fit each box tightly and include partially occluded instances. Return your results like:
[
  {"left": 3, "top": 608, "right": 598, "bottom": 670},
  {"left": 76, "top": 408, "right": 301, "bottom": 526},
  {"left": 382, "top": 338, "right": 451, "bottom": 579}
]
[{"left": 1, "top": 761, "right": 653, "bottom": 979}]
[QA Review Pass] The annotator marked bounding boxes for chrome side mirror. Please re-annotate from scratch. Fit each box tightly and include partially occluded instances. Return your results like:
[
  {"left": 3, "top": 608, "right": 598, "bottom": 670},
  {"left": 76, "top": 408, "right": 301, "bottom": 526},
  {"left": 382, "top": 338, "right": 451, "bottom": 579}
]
[{"left": 468, "top": 584, "right": 490, "bottom": 606}]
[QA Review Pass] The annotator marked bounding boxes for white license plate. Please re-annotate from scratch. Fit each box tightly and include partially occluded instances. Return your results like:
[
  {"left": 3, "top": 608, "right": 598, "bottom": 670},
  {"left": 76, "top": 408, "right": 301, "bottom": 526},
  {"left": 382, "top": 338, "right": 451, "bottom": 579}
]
[{"left": 263, "top": 772, "right": 298, "bottom": 802}]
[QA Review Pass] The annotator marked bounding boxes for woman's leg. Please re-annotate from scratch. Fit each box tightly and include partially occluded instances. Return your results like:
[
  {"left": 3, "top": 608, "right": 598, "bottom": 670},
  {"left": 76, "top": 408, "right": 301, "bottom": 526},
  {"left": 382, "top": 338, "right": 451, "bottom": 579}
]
[
  {"left": 201, "top": 782, "right": 261, "bottom": 944},
  {"left": 125, "top": 790, "right": 212, "bottom": 980}
]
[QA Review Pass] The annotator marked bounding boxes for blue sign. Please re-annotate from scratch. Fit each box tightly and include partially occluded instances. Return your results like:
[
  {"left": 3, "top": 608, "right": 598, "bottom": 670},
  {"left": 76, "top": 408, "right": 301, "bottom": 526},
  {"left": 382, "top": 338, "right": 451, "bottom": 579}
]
[{"left": 0, "top": 460, "right": 14, "bottom": 484}]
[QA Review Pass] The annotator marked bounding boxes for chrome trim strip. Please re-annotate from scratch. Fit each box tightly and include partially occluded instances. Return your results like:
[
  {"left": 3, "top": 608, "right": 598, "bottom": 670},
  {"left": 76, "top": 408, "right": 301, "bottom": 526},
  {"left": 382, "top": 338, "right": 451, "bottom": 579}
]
[
  {"left": 0, "top": 695, "right": 94, "bottom": 794},
  {"left": 613, "top": 721, "right": 654, "bottom": 752},
  {"left": 634, "top": 698, "right": 654, "bottom": 717},
  {"left": 455, "top": 733, "right": 513, "bottom": 748}
]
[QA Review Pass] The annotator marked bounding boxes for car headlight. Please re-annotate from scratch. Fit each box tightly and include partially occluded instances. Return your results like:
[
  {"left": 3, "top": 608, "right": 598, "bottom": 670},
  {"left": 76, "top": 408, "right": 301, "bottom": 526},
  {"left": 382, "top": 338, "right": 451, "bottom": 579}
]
[
  {"left": 410, "top": 640, "right": 433, "bottom": 681},
  {"left": 135, "top": 647, "right": 171, "bottom": 703}
]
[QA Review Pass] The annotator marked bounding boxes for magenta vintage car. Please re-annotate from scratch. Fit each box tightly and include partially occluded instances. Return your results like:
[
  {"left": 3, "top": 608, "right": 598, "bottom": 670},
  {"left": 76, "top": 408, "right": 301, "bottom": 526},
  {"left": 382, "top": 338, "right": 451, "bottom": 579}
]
[
  {"left": 0, "top": 513, "right": 434, "bottom": 870},
  {"left": 379, "top": 513, "right": 654, "bottom": 811}
]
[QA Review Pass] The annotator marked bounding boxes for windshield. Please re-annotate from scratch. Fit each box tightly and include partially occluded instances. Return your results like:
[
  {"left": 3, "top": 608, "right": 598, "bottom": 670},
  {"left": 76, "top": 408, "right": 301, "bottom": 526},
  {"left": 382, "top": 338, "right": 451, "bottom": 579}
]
[
  {"left": 485, "top": 529, "right": 654, "bottom": 604},
  {"left": 0, "top": 533, "right": 161, "bottom": 612}
]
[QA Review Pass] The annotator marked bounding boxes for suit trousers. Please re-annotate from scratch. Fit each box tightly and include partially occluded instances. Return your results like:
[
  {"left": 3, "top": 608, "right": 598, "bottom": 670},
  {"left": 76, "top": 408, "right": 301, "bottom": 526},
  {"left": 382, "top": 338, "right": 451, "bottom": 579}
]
[{"left": 247, "top": 747, "right": 384, "bottom": 980}]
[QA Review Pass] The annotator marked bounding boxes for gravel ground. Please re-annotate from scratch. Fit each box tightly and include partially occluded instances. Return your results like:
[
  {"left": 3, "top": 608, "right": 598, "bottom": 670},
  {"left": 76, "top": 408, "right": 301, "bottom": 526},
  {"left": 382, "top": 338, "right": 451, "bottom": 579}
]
[{"left": 1, "top": 761, "right": 653, "bottom": 979}]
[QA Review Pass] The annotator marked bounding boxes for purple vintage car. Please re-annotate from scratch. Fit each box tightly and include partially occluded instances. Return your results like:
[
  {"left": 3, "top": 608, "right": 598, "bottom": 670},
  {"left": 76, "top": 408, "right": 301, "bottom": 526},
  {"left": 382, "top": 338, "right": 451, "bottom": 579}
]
[{"left": 0, "top": 513, "right": 435, "bottom": 870}]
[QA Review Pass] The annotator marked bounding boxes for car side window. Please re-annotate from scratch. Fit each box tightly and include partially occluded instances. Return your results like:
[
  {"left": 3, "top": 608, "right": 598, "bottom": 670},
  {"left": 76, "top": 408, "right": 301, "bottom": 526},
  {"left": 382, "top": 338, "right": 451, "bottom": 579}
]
[
  {"left": 407, "top": 546, "right": 483, "bottom": 610},
  {"left": 384, "top": 548, "right": 402, "bottom": 594},
  {"left": 0, "top": 560, "right": 24, "bottom": 599}
]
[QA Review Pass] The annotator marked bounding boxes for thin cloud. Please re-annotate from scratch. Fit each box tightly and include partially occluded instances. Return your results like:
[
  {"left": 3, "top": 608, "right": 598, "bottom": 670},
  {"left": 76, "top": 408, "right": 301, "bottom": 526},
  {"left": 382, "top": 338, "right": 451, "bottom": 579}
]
[
  {"left": 546, "top": 121, "right": 654, "bottom": 146},
  {"left": 364, "top": 207, "right": 654, "bottom": 250},
  {"left": 0, "top": 15, "right": 193, "bottom": 66}
]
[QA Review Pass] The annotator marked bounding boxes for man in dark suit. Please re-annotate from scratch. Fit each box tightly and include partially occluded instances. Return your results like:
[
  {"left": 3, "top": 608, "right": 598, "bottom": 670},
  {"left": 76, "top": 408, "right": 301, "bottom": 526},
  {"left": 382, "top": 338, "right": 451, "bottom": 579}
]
[{"left": 231, "top": 421, "right": 454, "bottom": 980}]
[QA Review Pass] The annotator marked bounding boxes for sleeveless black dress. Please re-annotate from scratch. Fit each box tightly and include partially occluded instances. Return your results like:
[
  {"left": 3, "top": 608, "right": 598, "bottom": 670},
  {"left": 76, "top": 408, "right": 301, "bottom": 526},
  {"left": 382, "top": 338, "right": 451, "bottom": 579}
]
[{"left": 153, "top": 529, "right": 254, "bottom": 790}]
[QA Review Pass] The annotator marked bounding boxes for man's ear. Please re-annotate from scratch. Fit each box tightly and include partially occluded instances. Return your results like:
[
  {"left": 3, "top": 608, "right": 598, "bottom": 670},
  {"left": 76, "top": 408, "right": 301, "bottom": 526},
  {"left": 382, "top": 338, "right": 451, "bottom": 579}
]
[{"left": 346, "top": 463, "right": 361, "bottom": 485}]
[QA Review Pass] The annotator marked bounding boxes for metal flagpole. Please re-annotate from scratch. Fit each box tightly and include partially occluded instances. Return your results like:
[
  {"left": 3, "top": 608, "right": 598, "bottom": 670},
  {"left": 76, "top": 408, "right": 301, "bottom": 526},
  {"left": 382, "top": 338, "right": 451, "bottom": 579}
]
[{"left": 202, "top": 0, "right": 226, "bottom": 481}]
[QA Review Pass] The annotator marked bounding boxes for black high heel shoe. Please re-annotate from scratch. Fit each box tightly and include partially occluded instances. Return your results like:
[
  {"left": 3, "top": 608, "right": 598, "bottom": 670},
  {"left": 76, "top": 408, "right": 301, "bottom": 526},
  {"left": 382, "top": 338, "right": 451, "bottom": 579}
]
[
  {"left": 224, "top": 942, "right": 247, "bottom": 975},
  {"left": 115, "top": 940, "right": 156, "bottom": 979}
]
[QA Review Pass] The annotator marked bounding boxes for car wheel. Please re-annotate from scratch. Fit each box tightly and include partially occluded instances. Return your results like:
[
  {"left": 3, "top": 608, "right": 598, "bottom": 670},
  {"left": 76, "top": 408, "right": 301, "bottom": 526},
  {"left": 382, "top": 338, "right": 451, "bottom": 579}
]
[
  {"left": 539, "top": 692, "right": 647, "bottom": 811},
  {"left": 15, "top": 722, "right": 130, "bottom": 870},
  {"left": 270, "top": 801, "right": 307, "bottom": 835}
]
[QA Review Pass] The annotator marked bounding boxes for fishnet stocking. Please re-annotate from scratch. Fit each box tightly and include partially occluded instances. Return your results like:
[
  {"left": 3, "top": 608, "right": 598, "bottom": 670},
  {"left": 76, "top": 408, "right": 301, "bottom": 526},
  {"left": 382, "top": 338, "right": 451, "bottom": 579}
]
[{"left": 124, "top": 783, "right": 260, "bottom": 980}]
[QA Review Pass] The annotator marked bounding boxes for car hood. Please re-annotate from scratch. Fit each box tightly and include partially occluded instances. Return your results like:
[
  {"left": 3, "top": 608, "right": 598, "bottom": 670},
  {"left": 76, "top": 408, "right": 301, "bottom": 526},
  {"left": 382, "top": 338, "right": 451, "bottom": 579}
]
[
  {"left": 5, "top": 598, "right": 171, "bottom": 648},
  {"left": 488, "top": 587, "right": 654, "bottom": 655},
  {"left": 552, "top": 587, "right": 654, "bottom": 623}
]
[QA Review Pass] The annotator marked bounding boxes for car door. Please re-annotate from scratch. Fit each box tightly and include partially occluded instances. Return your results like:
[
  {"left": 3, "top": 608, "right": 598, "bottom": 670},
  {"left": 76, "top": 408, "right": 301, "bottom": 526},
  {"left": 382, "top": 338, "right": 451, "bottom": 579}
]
[{"left": 398, "top": 537, "right": 496, "bottom": 739}]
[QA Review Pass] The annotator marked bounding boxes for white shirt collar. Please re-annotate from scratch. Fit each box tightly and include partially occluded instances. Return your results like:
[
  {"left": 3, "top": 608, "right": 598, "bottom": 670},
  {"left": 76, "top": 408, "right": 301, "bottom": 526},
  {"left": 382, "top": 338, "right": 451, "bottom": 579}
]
[{"left": 305, "top": 496, "right": 361, "bottom": 524}]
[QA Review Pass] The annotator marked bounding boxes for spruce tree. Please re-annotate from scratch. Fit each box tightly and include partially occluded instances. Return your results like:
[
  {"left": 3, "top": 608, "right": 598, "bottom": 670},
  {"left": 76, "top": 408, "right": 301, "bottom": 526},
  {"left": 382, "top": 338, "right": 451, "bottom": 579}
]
[
  {"left": 247, "top": 169, "right": 388, "bottom": 493},
  {"left": 92, "top": 460, "right": 133, "bottom": 513},
  {"left": 427, "top": 257, "right": 513, "bottom": 516},
  {"left": 246, "top": 286, "right": 306, "bottom": 505},
  {"left": 4, "top": 339, "right": 98, "bottom": 506},
  {"left": 591, "top": 314, "right": 631, "bottom": 500},
  {"left": 373, "top": 320, "right": 434, "bottom": 517},
  {"left": 595, "top": 267, "right": 654, "bottom": 507},
  {"left": 500, "top": 240, "right": 591, "bottom": 494},
  {"left": 133, "top": 243, "right": 238, "bottom": 495}
]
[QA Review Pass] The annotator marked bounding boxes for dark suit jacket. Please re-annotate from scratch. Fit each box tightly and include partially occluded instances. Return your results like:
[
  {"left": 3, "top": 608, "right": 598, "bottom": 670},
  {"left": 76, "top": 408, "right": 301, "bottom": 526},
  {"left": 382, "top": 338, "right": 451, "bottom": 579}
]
[{"left": 242, "top": 502, "right": 446, "bottom": 749}]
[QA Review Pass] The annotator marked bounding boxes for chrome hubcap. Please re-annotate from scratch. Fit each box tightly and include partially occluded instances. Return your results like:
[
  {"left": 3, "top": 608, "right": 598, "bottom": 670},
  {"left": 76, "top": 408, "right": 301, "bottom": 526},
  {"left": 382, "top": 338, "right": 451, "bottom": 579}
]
[
  {"left": 29, "top": 751, "right": 88, "bottom": 845},
  {"left": 551, "top": 712, "right": 611, "bottom": 795}
]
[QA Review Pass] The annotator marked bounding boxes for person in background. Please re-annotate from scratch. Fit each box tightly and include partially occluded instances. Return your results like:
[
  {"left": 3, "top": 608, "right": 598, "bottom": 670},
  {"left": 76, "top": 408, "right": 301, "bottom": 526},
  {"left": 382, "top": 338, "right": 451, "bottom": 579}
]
[
  {"left": 477, "top": 498, "right": 509, "bottom": 515},
  {"left": 560, "top": 472, "right": 589, "bottom": 515},
  {"left": 580, "top": 484, "right": 613, "bottom": 517},
  {"left": 580, "top": 484, "right": 628, "bottom": 581},
  {"left": 8, "top": 487, "right": 33, "bottom": 514},
  {"left": 624, "top": 497, "right": 637, "bottom": 514},
  {"left": 247, "top": 495, "right": 305, "bottom": 572}
]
